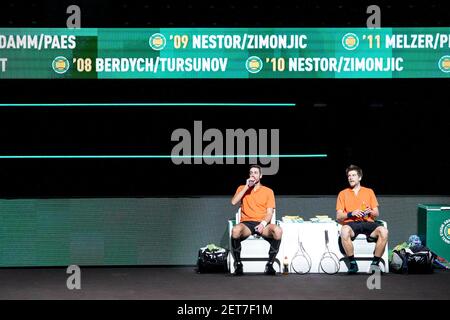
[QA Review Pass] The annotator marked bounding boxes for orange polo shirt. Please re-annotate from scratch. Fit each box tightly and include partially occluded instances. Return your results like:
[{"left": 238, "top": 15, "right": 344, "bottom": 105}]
[
  {"left": 234, "top": 185, "right": 275, "bottom": 222},
  {"left": 336, "top": 186, "right": 379, "bottom": 224}
]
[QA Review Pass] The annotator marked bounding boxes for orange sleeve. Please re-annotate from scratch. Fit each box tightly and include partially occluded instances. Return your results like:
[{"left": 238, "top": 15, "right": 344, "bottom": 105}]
[
  {"left": 266, "top": 189, "right": 275, "bottom": 209},
  {"left": 336, "top": 191, "right": 345, "bottom": 211},
  {"left": 369, "top": 189, "right": 379, "bottom": 209}
]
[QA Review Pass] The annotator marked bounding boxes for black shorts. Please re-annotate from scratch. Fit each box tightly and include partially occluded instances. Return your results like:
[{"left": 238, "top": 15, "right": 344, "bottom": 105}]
[
  {"left": 347, "top": 221, "right": 382, "bottom": 241},
  {"left": 241, "top": 221, "right": 263, "bottom": 236}
]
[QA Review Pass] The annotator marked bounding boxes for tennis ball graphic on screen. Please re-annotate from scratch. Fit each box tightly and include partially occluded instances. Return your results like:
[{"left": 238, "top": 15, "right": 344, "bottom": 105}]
[
  {"left": 438, "top": 56, "right": 450, "bottom": 73},
  {"left": 342, "top": 33, "right": 359, "bottom": 50},
  {"left": 149, "top": 33, "right": 166, "bottom": 50},
  {"left": 153, "top": 37, "right": 163, "bottom": 46},
  {"left": 346, "top": 37, "right": 356, "bottom": 46},
  {"left": 249, "top": 60, "right": 259, "bottom": 68},
  {"left": 52, "top": 56, "right": 70, "bottom": 74},
  {"left": 245, "top": 56, "right": 263, "bottom": 74}
]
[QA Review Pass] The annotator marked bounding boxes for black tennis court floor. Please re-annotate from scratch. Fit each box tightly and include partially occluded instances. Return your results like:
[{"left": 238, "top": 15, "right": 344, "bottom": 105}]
[{"left": 0, "top": 267, "right": 449, "bottom": 300}]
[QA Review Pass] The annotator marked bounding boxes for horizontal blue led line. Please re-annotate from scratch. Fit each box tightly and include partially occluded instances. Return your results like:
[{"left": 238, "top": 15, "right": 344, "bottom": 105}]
[
  {"left": 0, "top": 103, "right": 296, "bottom": 107},
  {"left": 0, "top": 154, "right": 327, "bottom": 159}
]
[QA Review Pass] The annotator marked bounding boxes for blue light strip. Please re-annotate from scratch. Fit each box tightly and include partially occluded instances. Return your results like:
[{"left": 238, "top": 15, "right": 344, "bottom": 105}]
[
  {"left": 0, "top": 154, "right": 327, "bottom": 159},
  {"left": 0, "top": 103, "right": 296, "bottom": 107}
]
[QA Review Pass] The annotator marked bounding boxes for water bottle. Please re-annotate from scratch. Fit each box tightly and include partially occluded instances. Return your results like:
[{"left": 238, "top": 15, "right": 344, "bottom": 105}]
[{"left": 283, "top": 256, "right": 289, "bottom": 275}]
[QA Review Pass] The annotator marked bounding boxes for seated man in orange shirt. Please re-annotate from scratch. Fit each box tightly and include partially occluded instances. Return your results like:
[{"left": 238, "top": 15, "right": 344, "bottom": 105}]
[
  {"left": 230, "top": 165, "right": 283, "bottom": 276},
  {"left": 336, "top": 165, "right": 389, "bottom": 274}
]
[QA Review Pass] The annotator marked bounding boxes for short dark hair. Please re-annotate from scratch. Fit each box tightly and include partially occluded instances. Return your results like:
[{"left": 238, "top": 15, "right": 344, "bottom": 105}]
[
  {"left": 346, "top": 164, "right": 363, "bottom": 178},
  {"left": 249, "top": 164, "right": 262, "bottom": 174}
]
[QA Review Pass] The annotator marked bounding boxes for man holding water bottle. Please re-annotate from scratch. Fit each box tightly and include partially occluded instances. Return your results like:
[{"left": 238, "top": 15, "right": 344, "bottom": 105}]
[
  {"left": 336, "top": 165, "right": 389, "bottom": 274},
  {"left": 230, "top": 165, "right": 282, "bottom": 276}
]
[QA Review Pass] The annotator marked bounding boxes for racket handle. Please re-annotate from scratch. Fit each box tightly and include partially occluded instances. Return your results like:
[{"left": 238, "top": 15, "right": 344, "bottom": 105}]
[{"left": 325, "top": 230, "right": 329, "bottom": 244}]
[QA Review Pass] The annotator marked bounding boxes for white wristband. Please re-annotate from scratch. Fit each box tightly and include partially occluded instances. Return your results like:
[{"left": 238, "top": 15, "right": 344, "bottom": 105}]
[{"left": 260, "top": 220, "right": 268, "bottom": 228}]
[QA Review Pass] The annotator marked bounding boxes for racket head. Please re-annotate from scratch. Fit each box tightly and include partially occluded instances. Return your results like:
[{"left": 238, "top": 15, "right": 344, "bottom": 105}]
[
  {"left": 291, "top": 254, "right": 312, "bottom": 274},
  {"left": 319, "top": 252, "right": 340, "bottom": 274}
]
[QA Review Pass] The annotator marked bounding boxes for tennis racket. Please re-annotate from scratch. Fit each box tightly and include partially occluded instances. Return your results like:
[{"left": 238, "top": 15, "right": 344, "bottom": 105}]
[
  {"left": 290, "top": 230, "right": 312, "bottom": 274},
  {"left": 318, "top": 229, "right": 340, "bottom": 274}
]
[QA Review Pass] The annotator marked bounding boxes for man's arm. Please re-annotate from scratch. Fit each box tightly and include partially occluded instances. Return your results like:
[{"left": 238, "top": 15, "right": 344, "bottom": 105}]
[
  {"left": 263, "top": 207, "right": 274, "bottom": 224},
  {"left": 365, "top": 190, "right": 380, "bottom": 219},
  {"left": 336, "top": 209, "right": 347, "bottom": 223},
  {"left": 255, "top": 207, "right": 274, "bottom": 233},
  {"left": 337, "top": 208, "right": 366, "bottom": 222},
  {"left": 231, "top": 185, "right": 248, "bottom": 206},
  {"left": 336, "top": 192, "right": 347, "bottom": 222},
  {"left": 231, "top": 179, "right": 253, "bottom": 205}
]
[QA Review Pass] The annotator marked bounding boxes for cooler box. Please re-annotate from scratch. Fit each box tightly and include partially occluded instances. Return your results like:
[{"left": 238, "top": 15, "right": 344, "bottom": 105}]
[{"left": 418, "top": 204, "right": 450, "bottom": 261}]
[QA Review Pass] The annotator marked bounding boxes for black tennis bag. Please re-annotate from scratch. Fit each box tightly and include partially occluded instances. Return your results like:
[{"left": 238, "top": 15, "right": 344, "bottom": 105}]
[
  {"left": 391, "top": 245, "right": 435, "bottom": 274},
  {"left": 407, "top": 245, "right": 435, "bottom": 274},
  {"left": 196, "top": 245, "right": 229, "bottom": 273}
]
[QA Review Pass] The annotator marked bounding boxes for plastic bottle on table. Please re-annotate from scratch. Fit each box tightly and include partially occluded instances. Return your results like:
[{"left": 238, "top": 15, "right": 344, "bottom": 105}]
[{"left": 283, "top": 256, "right": 289, "bottom": 275}]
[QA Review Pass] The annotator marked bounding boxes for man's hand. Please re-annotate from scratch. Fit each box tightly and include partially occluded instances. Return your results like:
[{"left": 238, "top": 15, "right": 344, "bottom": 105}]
[
  {"left": 350, "top": 209, "right": 366, "bottom": 218},
  {"left": 363, "top": 208, "right": 373, "bottom": 217},
  {"left": 255, "top": 221, "right": 267, "bottom": 234},
  {"left": 246, "top": 178, "right": 255, "bottom": 188}
]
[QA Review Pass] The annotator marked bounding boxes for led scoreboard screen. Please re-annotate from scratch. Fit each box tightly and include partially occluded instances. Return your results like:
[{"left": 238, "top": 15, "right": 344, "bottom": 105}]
[{"left": 1, "top": 28, "right": 450, "bottom": 79}]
